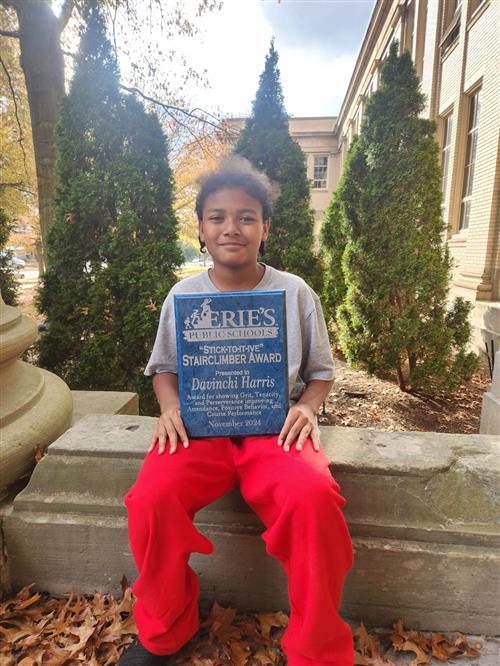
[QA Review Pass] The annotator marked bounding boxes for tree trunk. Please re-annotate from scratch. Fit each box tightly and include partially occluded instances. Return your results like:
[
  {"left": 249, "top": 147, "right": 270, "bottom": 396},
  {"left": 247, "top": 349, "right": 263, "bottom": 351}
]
[
  {"left": 13, "top": 0, "right": 65, "bottom": 270},
  {"left": 408, "top": 352, "right": 417, "bottom": 374},
  {"left": 396, "top": 364, "right": 407, "bottom": 391}
]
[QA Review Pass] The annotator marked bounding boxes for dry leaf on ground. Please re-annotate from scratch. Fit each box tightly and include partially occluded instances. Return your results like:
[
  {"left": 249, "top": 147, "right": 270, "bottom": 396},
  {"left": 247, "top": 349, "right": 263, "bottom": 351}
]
[{"left": 0, "top": 586, "right": 483, "bottom": 665}]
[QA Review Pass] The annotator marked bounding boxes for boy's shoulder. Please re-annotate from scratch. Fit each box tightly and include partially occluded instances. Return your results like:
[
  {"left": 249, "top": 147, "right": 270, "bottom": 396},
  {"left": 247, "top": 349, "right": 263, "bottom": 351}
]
[
  {"left": 264, "top": 265, "right": 317, "bottom": 297},
  {"left": 163, "top": 266, "right": 317, "bottom": 301},
  {"left": 169, "top": 270, "right": 211, "bottom": 295}
]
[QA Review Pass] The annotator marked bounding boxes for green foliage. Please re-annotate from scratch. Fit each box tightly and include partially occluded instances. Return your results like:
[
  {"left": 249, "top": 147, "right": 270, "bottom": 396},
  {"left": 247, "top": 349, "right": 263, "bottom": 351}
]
[
  {"left": 323, "top": 43, "right": 479, "bottom": 391},
  {"left": 320, "top": 194, "right": 345, "bottom": 337},
  {"left": 320, "top": 136, "right": 366, "bottom": 335},
  {"left": 0, "top": 208, "right": 19, "bottom": 305},
  {"left": 235, "top": 41, "right": 322, "bottom": 293},
  {"left": 179, "top": 239, "right": 199, "bottom": 262},
  {"left": 36, "top": 5, "right": 182, "bottom": 414}
]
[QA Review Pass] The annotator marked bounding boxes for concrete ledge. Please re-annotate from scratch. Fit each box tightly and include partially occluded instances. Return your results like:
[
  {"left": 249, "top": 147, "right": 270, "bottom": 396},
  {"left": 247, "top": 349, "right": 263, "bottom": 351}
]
[
  {"left": 4, "top": 415, "right": 500, "bottom": 634},
  {"left": 71, "top": 390, "right": 139, "bottom": 425}
]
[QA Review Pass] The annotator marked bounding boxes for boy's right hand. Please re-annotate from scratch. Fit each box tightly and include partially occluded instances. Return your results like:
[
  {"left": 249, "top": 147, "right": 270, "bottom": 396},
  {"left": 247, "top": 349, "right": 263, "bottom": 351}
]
[{"left": 148, "top": 404, "right": 189, "bottom": 455}]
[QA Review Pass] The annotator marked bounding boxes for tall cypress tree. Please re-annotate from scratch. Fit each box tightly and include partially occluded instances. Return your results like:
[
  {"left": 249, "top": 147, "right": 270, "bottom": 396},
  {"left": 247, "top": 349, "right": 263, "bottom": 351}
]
[
  {"left": 36, "top": 5, "right": 182, "bottom": 413},
  {"left": 235, "top": 41, "right": 322, "bottom": 292},
  {"left": 327, "top": 43, "right": 478, "bottom": 391}
]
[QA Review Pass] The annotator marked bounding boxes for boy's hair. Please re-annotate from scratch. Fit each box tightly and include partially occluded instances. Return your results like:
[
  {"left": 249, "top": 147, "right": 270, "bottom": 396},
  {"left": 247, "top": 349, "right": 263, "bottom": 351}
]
[{"left": 195, "top": 156, "right": 279, "bottom": 221}]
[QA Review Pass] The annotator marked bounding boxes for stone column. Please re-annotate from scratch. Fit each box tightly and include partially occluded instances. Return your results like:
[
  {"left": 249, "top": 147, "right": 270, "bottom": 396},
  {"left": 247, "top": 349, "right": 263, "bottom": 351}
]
[
  {"left": 480, "top": 351, "right": 500, "bottom": 435},
  {"left": 0, "top": 293, "right": 73, "bottom": 499}
]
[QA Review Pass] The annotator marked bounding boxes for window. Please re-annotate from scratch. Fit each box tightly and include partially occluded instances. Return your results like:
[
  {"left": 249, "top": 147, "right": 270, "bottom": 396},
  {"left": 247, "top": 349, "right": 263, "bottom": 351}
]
[
  {"left": 365, "top": 78, "right": 375, "bottom": 99},
  {"left": 441, "top": 0, "right": 462, "bottom": 53},
  {"left": 353, "top": 113, "right": 359, "bottom": 136},
  {"left": 459, "top": 90, "right": 481, "bottom": 230},
  {"left": 469, "top": 0, "right": 487, "bottom": 16},
  {"left": 380, "top": 31, "right": 397, "bottom": 66},
  {"left": 441, "top": 113, "right": 454, "bottom": 206},
  {"left": 313, "top": 156, "right": 328, "bottom": 189},
  {"left": 404, "top": 0, "right": 416, "bottom": 54}
]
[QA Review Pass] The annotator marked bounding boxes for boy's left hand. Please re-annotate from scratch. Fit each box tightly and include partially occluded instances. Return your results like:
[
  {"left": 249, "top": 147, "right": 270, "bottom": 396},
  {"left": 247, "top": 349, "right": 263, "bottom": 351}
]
[{"left": 278, "top": 403, "right": 320, "bottom": 453}]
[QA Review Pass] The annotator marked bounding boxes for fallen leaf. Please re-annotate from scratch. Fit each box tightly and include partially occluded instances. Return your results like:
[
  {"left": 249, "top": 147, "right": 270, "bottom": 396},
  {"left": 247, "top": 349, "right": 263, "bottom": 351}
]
[
  {"left": 401, "top": 640, "right": 432, "bottom": 666},
  {"left": 228, "top": 640, "right": 250, "bottom": 666},
  {"left": 256, "top": 611, "right": 288, "bottom": 638},
  {"left": 34, "top": 445, "right": 44, "bottom": 463},
  {"left": 452, "top": 633, "right": 482, "bottom": 658}
]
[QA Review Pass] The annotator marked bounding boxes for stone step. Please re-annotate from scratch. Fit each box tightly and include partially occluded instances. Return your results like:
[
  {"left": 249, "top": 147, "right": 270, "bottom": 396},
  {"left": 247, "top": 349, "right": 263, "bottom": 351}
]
[{"left": 4, "top": 415, "right": 500, "bottom": 635}]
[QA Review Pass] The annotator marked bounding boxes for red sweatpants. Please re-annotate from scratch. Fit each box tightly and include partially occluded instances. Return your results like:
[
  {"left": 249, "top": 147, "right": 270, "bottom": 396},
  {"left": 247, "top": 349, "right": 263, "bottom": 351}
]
[{"left": 125, "top": 435, "right": 353, "bottom": 665}]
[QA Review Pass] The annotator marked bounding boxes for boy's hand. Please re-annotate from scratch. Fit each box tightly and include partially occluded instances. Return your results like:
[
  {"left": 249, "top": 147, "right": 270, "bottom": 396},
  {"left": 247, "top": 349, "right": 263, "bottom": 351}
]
[
  {"left": 278, "top": 403, "right": 320, "bottom": 453},
  {"left": 148, "top": 403, "right": 189, "bottom": 455}
]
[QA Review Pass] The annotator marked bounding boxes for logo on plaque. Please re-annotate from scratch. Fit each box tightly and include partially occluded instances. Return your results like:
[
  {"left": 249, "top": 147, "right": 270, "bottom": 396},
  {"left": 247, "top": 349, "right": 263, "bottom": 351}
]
[
  {"left": 175, "top": 291, "right": 288, "bottom": 437},
  {"left": 181, "top": 297, "right": 279, "bottom": 341}
]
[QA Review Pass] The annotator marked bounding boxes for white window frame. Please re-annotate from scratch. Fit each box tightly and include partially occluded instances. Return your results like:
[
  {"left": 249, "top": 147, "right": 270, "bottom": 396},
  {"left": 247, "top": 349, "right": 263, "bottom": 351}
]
[
  {"left": 313, "top": 155, "right": 328, "bottom": 189},
  {"left": 459, "top": 90, "right": 481, "bottom": 230},
  {"left": 441, "top": 112, "right": 454, "bottom": 214}
]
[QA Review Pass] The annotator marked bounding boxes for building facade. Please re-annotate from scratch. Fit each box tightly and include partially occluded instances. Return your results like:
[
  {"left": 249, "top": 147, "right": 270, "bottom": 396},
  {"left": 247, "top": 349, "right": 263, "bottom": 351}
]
[
  {"left": 333, "top": 0, "right": 499, "bottom": 354},
  {"left": 227, "top": 0, "right": 499, "bottom": 353}
]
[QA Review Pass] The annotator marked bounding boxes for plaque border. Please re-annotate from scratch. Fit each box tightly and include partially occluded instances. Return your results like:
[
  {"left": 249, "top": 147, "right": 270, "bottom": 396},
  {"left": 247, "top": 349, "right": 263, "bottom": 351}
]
[{"left": 174, "top": 289, "right": 289, "bottom": 437}]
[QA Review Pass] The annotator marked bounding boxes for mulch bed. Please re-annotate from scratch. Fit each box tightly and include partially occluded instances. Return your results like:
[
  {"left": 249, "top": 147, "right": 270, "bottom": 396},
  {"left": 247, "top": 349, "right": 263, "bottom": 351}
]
[{"left": 318, "top": 350, "right": 491, "bottom": 435}]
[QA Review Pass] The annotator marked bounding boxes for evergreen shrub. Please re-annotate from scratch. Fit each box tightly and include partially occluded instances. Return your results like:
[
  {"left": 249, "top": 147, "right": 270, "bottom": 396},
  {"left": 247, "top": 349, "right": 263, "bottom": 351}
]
[
  {"left": 36, "top": 6, "right": 182, "bottom": 414},
  {"left": 322, "top": 43, "right": 479, "bottom": 391}
]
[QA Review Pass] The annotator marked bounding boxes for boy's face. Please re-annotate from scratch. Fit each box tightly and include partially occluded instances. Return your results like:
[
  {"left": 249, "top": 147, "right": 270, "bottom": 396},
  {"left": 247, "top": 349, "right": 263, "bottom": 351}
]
[{"left": 199, "top": 187, "right": 270, "bottom": 270}]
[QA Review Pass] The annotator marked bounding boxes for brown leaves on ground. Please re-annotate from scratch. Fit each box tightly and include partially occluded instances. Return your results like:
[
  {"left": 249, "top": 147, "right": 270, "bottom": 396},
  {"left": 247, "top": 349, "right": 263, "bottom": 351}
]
[
  {"left": 171, "top": 601, "right": 288, "bottom": 665},
  {"left": 0, "top": 584, "right": 482, "bottom": 665},
  {"left": 387, "top": 620, "right": 481, "bottom": 664},
  {"left": 353, "top": 620, "right": 482, "bottom": 666},
  {"left": 0, "top": 578, "right": 135, "bottom": 665}
]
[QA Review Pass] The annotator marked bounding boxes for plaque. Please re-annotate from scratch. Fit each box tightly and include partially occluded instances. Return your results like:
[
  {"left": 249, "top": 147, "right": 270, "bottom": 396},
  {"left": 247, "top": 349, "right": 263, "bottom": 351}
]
[{"left": 174, "top": 290, "right": 288, "bottom": 437}]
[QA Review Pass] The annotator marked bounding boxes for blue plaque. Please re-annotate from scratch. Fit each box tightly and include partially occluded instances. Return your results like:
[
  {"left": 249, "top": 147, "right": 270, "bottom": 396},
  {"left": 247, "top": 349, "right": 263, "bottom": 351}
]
[{"left": 174, "top": 290, "right": 288, "bottom": 437}]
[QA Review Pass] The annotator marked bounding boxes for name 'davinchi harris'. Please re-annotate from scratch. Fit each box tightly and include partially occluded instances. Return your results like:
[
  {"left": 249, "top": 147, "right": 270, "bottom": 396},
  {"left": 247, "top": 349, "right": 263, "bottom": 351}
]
[{"left": 191, "top": 375, "right": 276, "bottom": 390}]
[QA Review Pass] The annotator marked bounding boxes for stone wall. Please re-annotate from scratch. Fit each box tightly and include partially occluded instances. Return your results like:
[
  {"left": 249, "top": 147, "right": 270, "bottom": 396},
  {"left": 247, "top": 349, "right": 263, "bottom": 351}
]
[{"left": 3, "top": 415, "right": 499, "bottom": 634}]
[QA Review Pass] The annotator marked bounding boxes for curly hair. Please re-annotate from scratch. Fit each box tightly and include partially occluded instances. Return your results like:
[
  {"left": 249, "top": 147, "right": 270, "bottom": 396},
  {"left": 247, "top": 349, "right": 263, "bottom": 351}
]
[{"left": 195, "top": 156, "right": 279, "bottom": 221}]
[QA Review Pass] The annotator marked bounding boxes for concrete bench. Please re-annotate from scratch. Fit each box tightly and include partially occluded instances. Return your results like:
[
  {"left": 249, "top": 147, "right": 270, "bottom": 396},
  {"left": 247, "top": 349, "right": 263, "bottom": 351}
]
[{"left": 3, "top": 415, "right": 499, "bottom": 634}]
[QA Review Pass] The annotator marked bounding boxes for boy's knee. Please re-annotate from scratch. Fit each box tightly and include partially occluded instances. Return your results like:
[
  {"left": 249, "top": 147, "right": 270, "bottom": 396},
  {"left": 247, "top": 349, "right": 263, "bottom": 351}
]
[
  {"left": 283, "top": 474, "right": 346, "bottom": 518},
  {"left": 125, "top": 479, "right": 182, "bottom": 514}
]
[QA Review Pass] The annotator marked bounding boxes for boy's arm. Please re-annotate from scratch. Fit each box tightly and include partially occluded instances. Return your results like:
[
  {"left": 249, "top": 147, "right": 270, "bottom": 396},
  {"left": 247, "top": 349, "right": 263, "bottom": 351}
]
[
  {"left": 148, "top": 372, "right": 189, "bottom": 455},
  {"left": 278, "top": 378, "right": 334, "bottom": 453}
]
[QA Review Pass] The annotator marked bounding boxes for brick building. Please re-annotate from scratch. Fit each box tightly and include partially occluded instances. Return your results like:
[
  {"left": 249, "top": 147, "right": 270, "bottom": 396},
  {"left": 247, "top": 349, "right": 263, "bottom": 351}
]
[
  {"left": 335, "top": 0, "right": 499, "bottom": 354},
  {"left": 228, "top": 0, "right": 499, "bottom": 353}
]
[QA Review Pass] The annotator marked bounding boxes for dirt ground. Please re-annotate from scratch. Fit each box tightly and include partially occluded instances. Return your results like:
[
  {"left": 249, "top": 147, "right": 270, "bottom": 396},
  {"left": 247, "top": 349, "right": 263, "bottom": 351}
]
[{"left": 319, "top": 348, "right": 491, "bottom": 435}]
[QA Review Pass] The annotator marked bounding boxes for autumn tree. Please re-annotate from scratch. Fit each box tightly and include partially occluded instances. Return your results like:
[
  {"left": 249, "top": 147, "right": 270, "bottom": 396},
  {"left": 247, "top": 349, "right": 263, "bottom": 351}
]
[
  {"left": 327, "top": 43, "right": 478, "bottom": 392},
  {"left": 170, "top": 124, "right": 231, "bottom": 249},
  {"left": 0, "top": 13, "right": 36, "bottom": 220},
  {"left": 36, "top": 5, "right": 182, "bottom": 414},
  {"left": 0, "top": 0, "right": 222, "bottom": 268},
  {"left": 235, "top": 41, "right": 322, "bottom": 292}
]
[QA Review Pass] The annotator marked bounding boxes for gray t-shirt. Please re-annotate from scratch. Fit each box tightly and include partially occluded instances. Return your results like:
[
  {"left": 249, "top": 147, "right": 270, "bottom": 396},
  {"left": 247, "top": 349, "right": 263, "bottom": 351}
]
[{"left": 144, "top": 264, "right": 334, "bottom": 400}]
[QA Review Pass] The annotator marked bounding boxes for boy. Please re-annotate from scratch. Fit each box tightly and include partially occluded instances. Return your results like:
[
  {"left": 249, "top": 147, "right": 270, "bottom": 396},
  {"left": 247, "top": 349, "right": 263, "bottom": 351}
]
[{"left": 121, "top": 157, "right": 353, "bottom": 666}]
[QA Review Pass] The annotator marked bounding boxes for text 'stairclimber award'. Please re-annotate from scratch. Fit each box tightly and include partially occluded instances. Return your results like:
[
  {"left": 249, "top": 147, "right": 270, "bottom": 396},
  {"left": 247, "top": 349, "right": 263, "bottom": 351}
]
[{"left": 174, "top": 290, "right": 288, "bottom": 437}]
